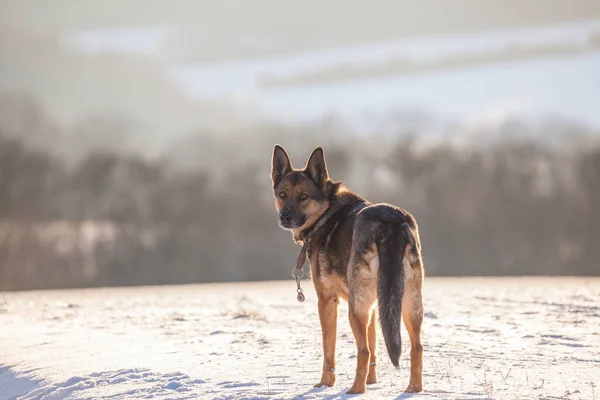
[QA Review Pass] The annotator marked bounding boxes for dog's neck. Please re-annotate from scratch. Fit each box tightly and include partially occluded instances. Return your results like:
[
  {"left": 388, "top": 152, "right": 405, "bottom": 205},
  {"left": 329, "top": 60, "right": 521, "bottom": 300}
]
[
  {"left": 295, "top": 207, "right": 330, "bottom": 244},
  {"left": 295, "top": 184, "right": 366, "bottom": 247}
]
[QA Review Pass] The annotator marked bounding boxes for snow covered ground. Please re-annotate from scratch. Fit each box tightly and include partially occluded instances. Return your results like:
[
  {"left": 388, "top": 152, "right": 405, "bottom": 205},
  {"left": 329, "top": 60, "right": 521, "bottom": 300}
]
[{"left": 1, "top": 277, "right": 599, "bottom": 400}]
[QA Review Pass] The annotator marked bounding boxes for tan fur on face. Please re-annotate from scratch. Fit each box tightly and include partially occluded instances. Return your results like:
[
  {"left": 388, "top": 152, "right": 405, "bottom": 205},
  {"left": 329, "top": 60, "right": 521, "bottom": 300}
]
[{"left": 273, "top": 173, "right": 331, "bottom": 241}]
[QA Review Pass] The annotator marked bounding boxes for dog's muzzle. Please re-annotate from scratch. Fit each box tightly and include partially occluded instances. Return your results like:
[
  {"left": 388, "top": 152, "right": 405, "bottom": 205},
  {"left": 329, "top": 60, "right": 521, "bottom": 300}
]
[{"left": 278, "top": 212, "right": 305, "bottom": 229}]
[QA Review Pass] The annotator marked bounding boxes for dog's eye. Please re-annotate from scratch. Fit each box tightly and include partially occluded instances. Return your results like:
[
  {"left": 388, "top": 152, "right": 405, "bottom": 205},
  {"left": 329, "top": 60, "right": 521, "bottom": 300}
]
[
  {"left": 299, "top": 194, "right": 309, "bottom": 201},
  {"left": 278, "top": 191, "right": 287, "bottom": 199}
]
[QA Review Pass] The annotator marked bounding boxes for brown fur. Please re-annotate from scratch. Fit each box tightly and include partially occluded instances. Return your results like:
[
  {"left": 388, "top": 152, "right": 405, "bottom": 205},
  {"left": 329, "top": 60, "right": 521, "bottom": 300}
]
[{"left": 270, "top": 145, "right": 425, "bottom": 395}]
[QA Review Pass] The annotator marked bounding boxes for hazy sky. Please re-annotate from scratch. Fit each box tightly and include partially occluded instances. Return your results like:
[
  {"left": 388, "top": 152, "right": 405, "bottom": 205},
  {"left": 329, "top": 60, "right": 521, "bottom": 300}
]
[
  {"left": 2, "top": 0, "right": 600, "bottom": 143},
  {"left": 2, "top": 0, "right": 600, "bottom": 60}
]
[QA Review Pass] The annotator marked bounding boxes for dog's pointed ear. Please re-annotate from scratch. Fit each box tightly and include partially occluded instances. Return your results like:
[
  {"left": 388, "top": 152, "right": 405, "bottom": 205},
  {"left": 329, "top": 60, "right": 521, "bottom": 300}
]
[
  {"left": 305, "top": 146, "right": 329, "bottom": 187},
  {"left": 271, "top": 144, "right": 292, "bottom": 186}
]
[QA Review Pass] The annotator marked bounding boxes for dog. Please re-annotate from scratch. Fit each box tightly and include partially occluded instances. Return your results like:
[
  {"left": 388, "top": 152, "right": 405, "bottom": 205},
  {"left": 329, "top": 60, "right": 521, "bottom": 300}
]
[{"left": 270, "top": 145, "right": 424, "bottom": 395}]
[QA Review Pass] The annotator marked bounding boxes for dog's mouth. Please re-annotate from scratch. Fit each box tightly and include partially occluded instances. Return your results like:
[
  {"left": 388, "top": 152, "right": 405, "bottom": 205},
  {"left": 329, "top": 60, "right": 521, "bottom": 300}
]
[{"left": 278, "top": 217, "right": 306, "bottom": 230}]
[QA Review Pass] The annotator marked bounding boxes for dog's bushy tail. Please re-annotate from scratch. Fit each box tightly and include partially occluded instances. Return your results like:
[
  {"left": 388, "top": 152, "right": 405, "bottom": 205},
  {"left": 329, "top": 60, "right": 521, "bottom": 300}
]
[{"left": 376, "top": 221, "right": 414, "bottom": 368}]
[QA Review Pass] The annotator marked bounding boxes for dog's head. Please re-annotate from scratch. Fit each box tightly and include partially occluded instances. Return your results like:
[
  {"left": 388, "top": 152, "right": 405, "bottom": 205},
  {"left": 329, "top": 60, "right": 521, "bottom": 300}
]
[{"left": 270, "top": 145, "right": 332, "bottom": 236}]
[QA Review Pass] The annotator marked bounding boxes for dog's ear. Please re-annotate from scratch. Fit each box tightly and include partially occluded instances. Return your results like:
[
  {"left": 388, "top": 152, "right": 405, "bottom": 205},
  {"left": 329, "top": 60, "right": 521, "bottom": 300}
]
[
  {"left": 305, "top": 146, "right": 329, "bottom": 187},
  {"left": 271, "top": 144, "right": 292, "bottom": 186}
]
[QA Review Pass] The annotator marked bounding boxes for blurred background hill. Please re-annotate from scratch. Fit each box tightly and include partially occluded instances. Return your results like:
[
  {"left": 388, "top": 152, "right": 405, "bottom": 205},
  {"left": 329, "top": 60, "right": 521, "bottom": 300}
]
[{"left": 1, "top": 0, "right": 600, "bottom": 291}]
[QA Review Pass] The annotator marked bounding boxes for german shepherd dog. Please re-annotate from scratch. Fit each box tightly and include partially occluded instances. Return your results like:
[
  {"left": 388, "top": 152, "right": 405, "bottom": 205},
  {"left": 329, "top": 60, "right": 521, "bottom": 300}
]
[{"left": 270, "top": 145, "right": 424, "bottom": 395}]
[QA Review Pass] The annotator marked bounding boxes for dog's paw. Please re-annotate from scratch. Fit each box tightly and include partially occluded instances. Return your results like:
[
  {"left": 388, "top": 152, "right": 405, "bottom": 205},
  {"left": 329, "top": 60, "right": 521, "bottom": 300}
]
[
  {"left": 366, "top": 375, "right": 377, "bottom": 385},
  {"left": 345, "top": 384, "right": 366, "bottom": 394},
  {"left": 313, "top": 379, "right": 335, "bottom": 388},
  {"left": 314, "top": 370, "right": 336, "bottom": 388},
  {"left": 404, "top": 383, "right": 422, "bottom": 393}
]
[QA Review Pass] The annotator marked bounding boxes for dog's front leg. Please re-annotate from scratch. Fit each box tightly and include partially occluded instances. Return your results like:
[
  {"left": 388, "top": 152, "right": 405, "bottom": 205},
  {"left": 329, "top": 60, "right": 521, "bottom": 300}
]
[{"left": 314, "top": 295, "right": 338, "bottom": 388}]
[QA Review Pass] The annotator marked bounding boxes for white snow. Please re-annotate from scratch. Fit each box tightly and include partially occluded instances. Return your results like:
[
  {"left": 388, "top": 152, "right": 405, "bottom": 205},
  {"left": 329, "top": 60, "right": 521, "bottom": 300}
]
[{"left": 1, "top": 277, "right": 599, "bottom": 399}]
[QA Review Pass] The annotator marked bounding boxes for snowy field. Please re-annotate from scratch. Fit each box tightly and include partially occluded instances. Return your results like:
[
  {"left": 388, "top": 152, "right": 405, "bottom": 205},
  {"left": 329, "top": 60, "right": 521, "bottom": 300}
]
[{"left": 1, "top": 277, "right": 599, "bottom": 400}]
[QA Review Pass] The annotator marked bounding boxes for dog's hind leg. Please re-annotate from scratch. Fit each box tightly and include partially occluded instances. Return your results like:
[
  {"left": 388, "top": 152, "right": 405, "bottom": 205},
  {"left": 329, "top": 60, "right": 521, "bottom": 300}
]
[
  {"left": 314, "top": 295, "right": 339, "bottom": 388},
  {"left": 366, "top": 308, "right": 378, "bottom": 384},
  {"left": 346, "top": 297, "right": 372, "bottom": 394},
  {"left": 402, "top": 245, "right": 424, "bottom": 393},
  {"left": 346, "top": 247, "right": 378, "bottom": 394}
]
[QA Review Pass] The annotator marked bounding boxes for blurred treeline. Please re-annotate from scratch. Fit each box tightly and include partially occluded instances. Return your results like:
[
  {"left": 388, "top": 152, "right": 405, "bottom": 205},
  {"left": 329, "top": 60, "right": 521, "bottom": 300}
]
[{"left": 1, "top": 93, "right": 600, "bottom": 291}]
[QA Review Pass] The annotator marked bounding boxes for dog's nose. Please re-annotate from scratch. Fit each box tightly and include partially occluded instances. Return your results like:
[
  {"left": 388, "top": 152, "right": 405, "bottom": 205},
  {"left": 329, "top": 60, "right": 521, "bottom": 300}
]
[{"left": 279, "top": 212, "right": 292, "bottom": 224}]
